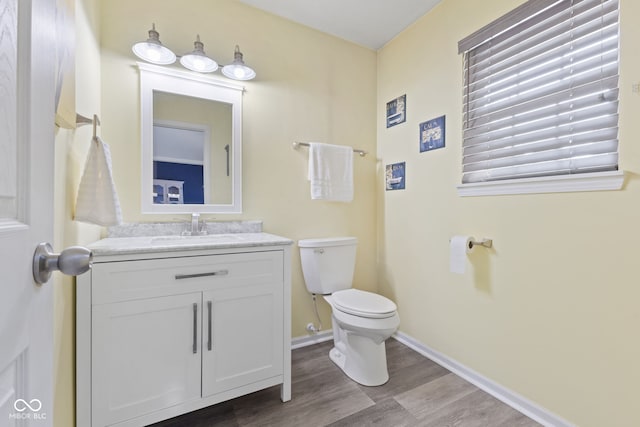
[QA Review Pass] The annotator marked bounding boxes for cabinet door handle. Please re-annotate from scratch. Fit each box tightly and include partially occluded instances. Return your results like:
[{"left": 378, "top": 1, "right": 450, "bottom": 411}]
[
  {"left": 175, "top": 270, "right": 229, "bottom": 280},
  {"left": 192, "top": 303, "right": 198, "bottom": 354},
  {"left": 207, "top": 301, "right": 212, "bottom": 351}
]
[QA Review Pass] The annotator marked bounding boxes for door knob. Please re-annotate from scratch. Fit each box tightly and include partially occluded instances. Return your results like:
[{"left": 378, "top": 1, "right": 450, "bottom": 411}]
[{"left": 32, "top": 242, "right": 93, "bottom": 285}]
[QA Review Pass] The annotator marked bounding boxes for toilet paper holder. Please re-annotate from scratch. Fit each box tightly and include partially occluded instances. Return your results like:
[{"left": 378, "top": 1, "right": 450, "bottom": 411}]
[{"left": 469, "top": 238, "right": 493, "bottom": 249}]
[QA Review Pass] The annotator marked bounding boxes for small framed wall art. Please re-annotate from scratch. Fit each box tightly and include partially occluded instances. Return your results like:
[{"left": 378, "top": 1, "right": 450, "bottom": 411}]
[
  {"left": 386, "top": 94, "right": 406, "bottom": 128},
  {"left": 419, "top": 115, "right": 445, "bottom": 152},
  {"left": 385, "top": 162, "right": 406, "bottom": 191}
]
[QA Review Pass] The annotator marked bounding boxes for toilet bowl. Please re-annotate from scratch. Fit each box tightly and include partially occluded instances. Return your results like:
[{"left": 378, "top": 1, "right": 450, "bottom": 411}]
[
  {"left": 298, "top": 238, "right": 400, "bottom": 386},
  {"left": 324, "top": 289, "right": 400, "bottom": 386}
]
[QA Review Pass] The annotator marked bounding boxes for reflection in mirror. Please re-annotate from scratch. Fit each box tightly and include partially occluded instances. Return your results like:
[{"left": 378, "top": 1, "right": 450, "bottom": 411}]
[
  {"left": 139, "top": 63, "right": 243, "bottom": 213},
  {"left": 152, "top": 92, "right": 232, "bottom": 205}
]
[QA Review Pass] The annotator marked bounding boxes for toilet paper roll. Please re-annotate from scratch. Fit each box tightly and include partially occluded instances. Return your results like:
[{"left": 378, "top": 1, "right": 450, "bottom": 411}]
[{"left": 450, "top": 235, "right": 474, "bottom": 274}]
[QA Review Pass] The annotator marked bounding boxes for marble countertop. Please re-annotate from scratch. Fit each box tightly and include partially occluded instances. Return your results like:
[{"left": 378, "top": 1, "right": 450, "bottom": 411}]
[
  {"left": 107, "top": 220, "right": 264, "bottom": 238},
  {"left": 87, "top": 232, "right": 293, "bottom": 257}
]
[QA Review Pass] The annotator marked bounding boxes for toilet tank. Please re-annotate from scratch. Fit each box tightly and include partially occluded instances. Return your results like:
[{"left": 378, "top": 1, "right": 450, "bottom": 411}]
[{"left": 298, "top": 237, "right": 357, "bottom": 295}]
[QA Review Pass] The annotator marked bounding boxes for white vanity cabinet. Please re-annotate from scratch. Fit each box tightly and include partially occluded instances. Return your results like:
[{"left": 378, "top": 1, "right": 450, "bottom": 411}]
[
  {"left": 77, "top": 237, "right": 291, "bottom": 427},
  {"left": 91, "top": 292, "right": 202, "bottom": 425}
]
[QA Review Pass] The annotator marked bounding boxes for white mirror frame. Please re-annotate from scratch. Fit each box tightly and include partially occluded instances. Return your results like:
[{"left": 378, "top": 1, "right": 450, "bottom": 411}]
[{"left": 138, "top": 62, "right": 243, "bottom": 214}]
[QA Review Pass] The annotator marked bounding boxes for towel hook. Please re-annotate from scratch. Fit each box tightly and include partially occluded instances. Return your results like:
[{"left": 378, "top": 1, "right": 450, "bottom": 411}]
[
  {"left": 76, "top": 113, "right": 102, "bottom": 139},
  {"left": 92, "top": 114, "right": 101, "bottom": 139}
]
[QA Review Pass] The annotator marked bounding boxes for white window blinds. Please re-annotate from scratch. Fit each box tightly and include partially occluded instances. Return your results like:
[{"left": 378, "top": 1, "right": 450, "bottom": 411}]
[{"left": 459, "top": 0, "right": 619, "bottom": 184}]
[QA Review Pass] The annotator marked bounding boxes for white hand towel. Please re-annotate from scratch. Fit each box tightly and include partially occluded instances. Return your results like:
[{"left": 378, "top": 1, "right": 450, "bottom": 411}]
[
  {"left": 75, "top": 137, "right": 123, "bottom": 226},
  {"left": 308, "top": 142, "right": 354, "bottom": 202}
]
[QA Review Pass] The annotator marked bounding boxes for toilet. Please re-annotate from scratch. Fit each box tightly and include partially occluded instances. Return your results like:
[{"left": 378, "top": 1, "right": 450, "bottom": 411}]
[{"left": 298, "top": 237, "right": 400, "bottom": 386}]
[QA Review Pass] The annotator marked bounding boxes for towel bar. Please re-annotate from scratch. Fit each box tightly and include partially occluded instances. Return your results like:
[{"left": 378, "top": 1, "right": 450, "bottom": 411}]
[{"left": 293, "top": 142, "right": 367, "bottom": 157}]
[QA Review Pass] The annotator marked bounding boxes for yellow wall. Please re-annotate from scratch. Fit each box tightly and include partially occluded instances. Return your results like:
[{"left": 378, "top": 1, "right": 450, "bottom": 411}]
[
  {"left": 56, "top": 0, "right": 640, "bottom": 426},
  {"left": 377, "top": 0, "right": 640, "bottom": 426},
  {"left": 53, "top": 0, "right": 103, "bottom": 425},
  {"left": 99, "top": 0, "right": 378, "bottom": 340},
  {"left": 55, "top": 2, "right": 376, "bottom": 424}
]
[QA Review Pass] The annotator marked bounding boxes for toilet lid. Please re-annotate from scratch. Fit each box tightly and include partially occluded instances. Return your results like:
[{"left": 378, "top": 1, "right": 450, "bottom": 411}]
[{"left": 331, "top": 289, "right": 397, "bottom": 319}]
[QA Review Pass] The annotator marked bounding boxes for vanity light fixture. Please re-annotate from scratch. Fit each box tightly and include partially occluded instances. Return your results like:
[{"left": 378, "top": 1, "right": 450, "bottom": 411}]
[
  {"left": 132, "top": 24, "right": 256, "bottom": 80},
  {"left": 221, "top": 45, "right": 256, "bottom": 81},
  {"left": 132, "top": 24, "right": 177, "bottom": 65},
  {"left": 180, "top": 35, "right": 218, "bottom": 73}
]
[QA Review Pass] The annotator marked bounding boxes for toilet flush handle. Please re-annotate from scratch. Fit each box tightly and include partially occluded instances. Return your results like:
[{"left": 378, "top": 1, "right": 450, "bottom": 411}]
[{"left": 314, "top": 249, "right": 324, "bottom": 254}]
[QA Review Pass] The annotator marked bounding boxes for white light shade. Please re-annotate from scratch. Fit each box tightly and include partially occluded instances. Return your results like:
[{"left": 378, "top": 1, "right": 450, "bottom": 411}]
[
  {"left": 222, "top": 45, "right": 256, "bottom": 81},
  {"left": 132, "top": 24, "right": 176, "bottom": 65},
  {"left": 181, "top": 54, "right": 218, "bottom": 73},
  {"left": 180, "top": 35, "right": 218, "bottom": 73}
]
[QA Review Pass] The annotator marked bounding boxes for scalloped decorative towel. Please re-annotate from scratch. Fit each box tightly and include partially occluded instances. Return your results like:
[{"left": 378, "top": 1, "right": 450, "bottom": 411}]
[{"left": 75, "top": 137, "right": 122, "bottom": 226}]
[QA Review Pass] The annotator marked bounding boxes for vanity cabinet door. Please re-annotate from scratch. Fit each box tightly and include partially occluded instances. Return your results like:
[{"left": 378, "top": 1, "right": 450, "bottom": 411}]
[
  {"left": 91, "top": 293, "right": 202, "bottom": 426},
  {"left": 202, "top": 279, "right": 284, "bottom": 397}
]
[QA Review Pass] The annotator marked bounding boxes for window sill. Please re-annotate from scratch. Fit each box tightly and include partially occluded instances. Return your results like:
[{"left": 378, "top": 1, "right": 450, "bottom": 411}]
[{"left": 456, "top": 171, "right": 625, "bottom": 197}]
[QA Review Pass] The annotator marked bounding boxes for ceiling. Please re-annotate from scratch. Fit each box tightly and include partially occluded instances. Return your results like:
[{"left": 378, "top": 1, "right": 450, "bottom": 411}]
[{"left": 237, "top": 0, "right": 442, "bottom": 50}]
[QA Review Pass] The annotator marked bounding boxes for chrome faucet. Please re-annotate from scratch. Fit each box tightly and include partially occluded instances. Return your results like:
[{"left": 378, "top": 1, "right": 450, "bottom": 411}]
[
  {"left": 191, "top": 213, "right": 200, "bottom": 235},
  {"left": 181, "top": 213, "right": 207, "bottom": 236}
]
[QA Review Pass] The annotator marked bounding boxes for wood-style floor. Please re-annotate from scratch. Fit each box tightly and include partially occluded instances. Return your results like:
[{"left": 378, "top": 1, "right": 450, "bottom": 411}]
[{"left": 150, "top": 339, "right": 541, "bottom": 427}]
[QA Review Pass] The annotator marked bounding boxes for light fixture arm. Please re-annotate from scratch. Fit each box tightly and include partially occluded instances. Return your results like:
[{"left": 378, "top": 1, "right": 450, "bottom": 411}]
[
  {"left": 233, "top": 45, "right": 243, "bottom": 62},
  {"left": 147, "top": 23, "right": 161, "bottom": 44},
  {"left": 193, "top": 35, "right": 205, "bottom": 52}
]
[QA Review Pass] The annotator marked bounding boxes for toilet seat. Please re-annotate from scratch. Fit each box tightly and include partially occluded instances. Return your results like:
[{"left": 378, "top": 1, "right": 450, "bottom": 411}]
[{"left": 331, "top": 289, "right": 397, "bottom": 319}]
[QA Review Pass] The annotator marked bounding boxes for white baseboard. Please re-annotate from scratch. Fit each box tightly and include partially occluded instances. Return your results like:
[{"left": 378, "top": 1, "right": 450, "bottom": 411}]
[
  {"left": 291, "top": 330, "right": 333, "bottom": 349},
  {"left": 393, "top": 331, "right": 574, "bottom": 427}
]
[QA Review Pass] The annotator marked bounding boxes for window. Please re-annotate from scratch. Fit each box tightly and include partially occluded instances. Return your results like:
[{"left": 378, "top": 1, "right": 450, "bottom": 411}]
[{"left": 457, "top": 0, "right": 622, "bottom": 196}]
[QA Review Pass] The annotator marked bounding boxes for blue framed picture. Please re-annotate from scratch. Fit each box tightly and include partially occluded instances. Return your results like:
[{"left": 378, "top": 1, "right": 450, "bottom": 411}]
[
  {"left": 385, "top": 162, "right": 406, "bottom": 191},
  {"left": 419, "top": 115, "right": 445, "bottom": 152},
  {"left": 386, "top": 95, "right": 406, "bottom": 128}
]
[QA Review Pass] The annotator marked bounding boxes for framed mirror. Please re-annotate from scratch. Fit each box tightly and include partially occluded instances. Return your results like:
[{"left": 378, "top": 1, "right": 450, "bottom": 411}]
[{"left": 139, "top": 63, "right": 243, "bottom": 213}]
